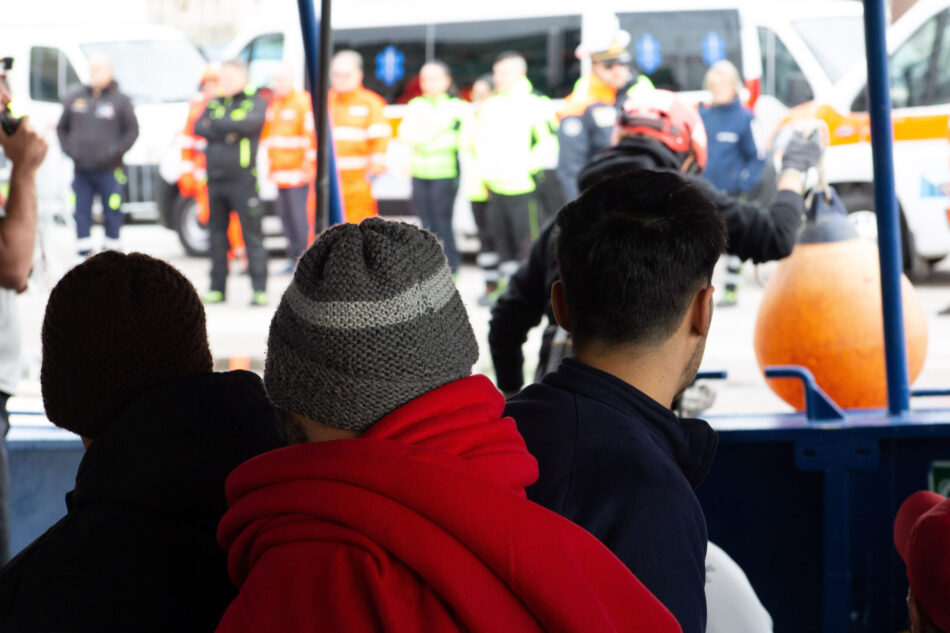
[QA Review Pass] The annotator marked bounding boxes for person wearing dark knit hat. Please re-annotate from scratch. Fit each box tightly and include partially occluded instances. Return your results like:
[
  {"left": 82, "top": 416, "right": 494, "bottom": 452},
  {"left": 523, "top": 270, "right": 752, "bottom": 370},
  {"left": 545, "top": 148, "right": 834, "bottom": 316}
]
[
  {"left": 894, "top": 490, "right": 950, "bottom": 633},
  {"left": 0, "top": 252, "right": 284, "bottom": 632},
  {"left": 215, "top": 218, "right": 680, "bottom": 633}
]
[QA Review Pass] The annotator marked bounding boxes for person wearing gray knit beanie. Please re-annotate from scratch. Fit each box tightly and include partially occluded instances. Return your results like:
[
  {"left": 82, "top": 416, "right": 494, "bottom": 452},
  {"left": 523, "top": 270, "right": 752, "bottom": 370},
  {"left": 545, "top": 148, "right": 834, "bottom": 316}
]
[
  {"left": 265, "top": 217, "right": 479, "bottom": 435},
  {"left": 215, "top": 217, "right": 672, "bottom": 632}
]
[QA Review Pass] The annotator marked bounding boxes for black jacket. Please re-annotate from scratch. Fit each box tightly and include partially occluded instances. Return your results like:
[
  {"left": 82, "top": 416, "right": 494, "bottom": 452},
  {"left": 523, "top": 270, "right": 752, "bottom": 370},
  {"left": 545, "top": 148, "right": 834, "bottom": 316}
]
[
  {"left": 194, "top": 87, "right": 267, "bottom": 182},
  {"left": 0, "top": 371, "right": 284, "bottom": 633},
  {"left": 56, "top": 82, "right": 139, "bottom": 171},
  {"left": 489, "top": 146, "right": 804, "bottom": 392},
  {"left": 506, "top": 358, "right": 718, "bottom": 633}
]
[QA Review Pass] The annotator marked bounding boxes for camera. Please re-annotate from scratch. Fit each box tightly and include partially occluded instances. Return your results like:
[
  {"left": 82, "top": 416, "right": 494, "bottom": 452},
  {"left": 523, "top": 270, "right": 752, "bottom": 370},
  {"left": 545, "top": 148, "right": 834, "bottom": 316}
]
[{"left": 0, "top": 56, "right": 22, "bottom": 136}]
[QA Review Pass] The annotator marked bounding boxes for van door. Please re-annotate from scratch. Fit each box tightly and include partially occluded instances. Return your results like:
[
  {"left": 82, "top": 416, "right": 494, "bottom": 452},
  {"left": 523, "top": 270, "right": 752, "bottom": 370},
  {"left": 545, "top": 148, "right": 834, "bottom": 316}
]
[
  {"left": 758, "top": 27, "right": 814, "bottom": 108},
  {"left": 27, "top": 45, "right": 81, "bottom": 216}
]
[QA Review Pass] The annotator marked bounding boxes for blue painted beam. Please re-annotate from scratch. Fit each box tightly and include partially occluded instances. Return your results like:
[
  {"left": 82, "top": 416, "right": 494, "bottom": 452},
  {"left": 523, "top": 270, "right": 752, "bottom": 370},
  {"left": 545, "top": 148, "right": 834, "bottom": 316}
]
[{"left": 863, "top": 0, "right": 910, "bottom": 416}]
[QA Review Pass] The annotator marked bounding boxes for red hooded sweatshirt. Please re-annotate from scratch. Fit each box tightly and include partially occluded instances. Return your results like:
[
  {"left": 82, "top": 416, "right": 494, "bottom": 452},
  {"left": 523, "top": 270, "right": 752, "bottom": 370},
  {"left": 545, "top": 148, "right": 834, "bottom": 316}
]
[{"left": 216, "top": 375, "right": 681, "bottom": 632}]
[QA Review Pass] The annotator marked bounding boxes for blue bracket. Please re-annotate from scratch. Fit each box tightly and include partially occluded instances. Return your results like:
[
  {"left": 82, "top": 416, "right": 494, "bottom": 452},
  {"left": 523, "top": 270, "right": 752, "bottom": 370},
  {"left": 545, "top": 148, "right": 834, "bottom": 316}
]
[
  {"left": 765, "top": 365, "right": 846, "bottom": 423},
  {"left": 694, "top": 370, "right": 728, "bottom": 382},
  {"left": 912, "top": 389, "right": 950, "bottom": 398}
]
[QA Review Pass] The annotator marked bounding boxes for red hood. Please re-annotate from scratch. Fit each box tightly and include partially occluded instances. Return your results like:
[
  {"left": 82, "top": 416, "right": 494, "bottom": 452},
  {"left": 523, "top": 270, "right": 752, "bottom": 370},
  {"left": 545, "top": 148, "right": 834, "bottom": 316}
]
[{"left": 216, "top": 375, "right": 679, "bottom": 633}]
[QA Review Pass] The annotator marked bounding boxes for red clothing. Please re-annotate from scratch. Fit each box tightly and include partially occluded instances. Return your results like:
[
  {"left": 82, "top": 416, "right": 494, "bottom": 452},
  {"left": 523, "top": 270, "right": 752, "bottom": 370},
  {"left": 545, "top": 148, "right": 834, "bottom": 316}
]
[{"left": 216, "top": 375, "right": 679, "bottom": 633}]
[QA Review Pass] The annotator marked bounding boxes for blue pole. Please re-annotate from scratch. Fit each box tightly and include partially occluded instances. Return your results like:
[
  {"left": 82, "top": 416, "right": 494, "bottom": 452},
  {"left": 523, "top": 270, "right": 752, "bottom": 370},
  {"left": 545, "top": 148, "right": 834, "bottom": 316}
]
[
  {"left": 863, "top": 0, "right": 910, "bottom": 416},
  {"left": 297, "top": 0, "right": 345, "bottom": 227}
]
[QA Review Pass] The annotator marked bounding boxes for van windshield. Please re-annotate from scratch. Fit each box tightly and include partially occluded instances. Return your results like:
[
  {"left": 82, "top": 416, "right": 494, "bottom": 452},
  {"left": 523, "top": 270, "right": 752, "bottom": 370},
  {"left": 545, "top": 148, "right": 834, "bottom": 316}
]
[
  {"left": 80, "top": 39, "right": 205, "bottom": 104},
  {"left": 616, "top": 10, "right": 742, "bottom": 92},
  {"left": 793, "top": 17, "right": 866, "bottom": 84}
]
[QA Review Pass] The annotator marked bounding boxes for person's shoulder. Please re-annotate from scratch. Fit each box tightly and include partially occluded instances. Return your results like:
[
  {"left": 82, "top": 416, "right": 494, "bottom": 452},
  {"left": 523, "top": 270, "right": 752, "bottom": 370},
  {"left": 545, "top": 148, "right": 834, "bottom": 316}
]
[
  {"left": 62, "top": 84, "right": 88, "bottom": 103},
  {"left": 559, "top": 91, "right": 596, "bottom": 119},
  {"left": 506, "top": 381, "right": 576, "bottom": 426},
  {"left": 359, "top": 87, "right": 387, "bottom": 107}
]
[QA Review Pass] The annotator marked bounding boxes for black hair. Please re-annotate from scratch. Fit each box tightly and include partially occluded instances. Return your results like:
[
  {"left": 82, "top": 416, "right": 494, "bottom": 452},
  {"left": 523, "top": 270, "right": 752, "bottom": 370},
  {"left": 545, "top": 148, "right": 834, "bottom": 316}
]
[
  {"left": 555, "top": 169, "right": 727, "bottom": 348},
  {"left": 475, "top": 73, "right": 495, "bottom": 90}
]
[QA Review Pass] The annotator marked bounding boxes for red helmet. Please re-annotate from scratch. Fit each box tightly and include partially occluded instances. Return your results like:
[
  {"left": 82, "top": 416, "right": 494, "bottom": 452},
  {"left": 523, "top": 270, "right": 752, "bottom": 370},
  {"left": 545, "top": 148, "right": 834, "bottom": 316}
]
[{"left": 617, "top": 88, "right": 708, "bottom": 172}]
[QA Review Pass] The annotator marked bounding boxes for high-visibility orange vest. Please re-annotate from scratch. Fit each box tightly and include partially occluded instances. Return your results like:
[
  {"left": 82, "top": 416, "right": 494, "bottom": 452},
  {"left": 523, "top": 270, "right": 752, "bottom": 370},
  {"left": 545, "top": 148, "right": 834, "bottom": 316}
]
[
  {"left": 329, "top": 85, "right": 390, "bottom": 224},
  {"left": 261, "top": 89, "right": 317, "bottom": 188}
]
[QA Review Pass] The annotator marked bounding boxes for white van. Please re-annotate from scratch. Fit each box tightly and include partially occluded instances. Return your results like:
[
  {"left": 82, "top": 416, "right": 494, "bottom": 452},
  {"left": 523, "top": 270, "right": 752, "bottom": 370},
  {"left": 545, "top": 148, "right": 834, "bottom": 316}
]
[
  {"left": 775, "top": 0, "right": 950, "bottom": 277},
  {"left": 162, "top": 0, "right": 865, "bottom": 253},
  {"left": 0, "top": 24, "right": 205, "bottom": 222}
]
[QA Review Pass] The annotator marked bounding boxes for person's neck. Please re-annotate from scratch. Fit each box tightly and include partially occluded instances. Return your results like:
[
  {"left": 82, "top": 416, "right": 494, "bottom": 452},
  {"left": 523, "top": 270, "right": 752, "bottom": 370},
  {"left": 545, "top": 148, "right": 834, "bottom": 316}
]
[{"left": 574, "top": 340, "right": 680, "bottom": 409}]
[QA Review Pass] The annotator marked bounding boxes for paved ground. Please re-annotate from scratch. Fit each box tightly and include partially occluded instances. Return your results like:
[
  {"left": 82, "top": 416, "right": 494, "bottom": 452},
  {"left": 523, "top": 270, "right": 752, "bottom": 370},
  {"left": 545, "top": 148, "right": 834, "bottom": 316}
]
[{"left": 9, "top": 221, "right": 950, "bottom": 422}]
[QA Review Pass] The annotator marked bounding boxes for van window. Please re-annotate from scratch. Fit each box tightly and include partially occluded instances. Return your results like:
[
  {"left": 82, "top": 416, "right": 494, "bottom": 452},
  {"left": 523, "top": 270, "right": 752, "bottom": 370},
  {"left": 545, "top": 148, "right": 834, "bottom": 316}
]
[
  {"left": 334, "top": 25, "right": 428, "bottom": 104},
  {"left": 931, "top": 9, "right": 950, "bottom": 103},
  {"left": 793, "top": 16, "right": 865, "bottom": 84},
  {"left": 240, "top": 33, "right": 285, "bottom": 89},
  {"left": 852, "top": 11, "right": 943, "bottom": 111},
  {"left": 29, "top": 47, "right": 78, "bottom": 103},
  {"left": 434, "top": 16, "right": 581, "bottom": 99},
  {"left": 616, "top": 10, "right": 742, "bottom": 92},
  {"left": 758, "top": 28, "right": 814, "bottom": 107}
]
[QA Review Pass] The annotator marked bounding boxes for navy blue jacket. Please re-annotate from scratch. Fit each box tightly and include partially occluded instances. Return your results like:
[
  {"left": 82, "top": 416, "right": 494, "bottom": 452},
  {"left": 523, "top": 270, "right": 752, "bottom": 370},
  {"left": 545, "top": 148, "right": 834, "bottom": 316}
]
[
  {"left": 506, "top": 358, "right": 718, "bottom": 633},
  {"left": 699, "top": 98, "right": 764, "bottom": 195}
]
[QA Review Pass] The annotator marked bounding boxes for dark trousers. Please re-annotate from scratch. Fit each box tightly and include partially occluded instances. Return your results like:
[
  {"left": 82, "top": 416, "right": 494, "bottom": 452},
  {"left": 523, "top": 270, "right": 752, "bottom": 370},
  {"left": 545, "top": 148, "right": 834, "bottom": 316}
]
[
  {"left": 488, "top": 191, "right": 537, "bottom": 264},
  {"left": 0, "top": 394, "right": 11, "bottom": 564},
  {"left": 277, "top": 185, "right": 310, "bottom": 262},
  {"left": 73, "top": 169, "right": 124, "bottom": 249},
  {"left": 534, "top": 170, "right": 566, "bottom": 226},
  {"left": 208, "top": 178, "right": 267, "bottom": 293},
  {"left": 411, "top": 177, "right": 459, "bottom": 271},
  {"left": 471, "top": 199, "right": 499, "bottom": 283}
]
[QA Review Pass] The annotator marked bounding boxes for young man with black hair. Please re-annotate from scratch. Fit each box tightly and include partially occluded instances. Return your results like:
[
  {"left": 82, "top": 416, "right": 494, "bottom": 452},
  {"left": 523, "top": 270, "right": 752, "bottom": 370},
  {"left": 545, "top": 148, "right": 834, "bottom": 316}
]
[
  {"left": 489, "top": 88, "right": 821, "bottom": 395},
  {"left": 505, "top": 170, "right": 727, "bottom": 633}
]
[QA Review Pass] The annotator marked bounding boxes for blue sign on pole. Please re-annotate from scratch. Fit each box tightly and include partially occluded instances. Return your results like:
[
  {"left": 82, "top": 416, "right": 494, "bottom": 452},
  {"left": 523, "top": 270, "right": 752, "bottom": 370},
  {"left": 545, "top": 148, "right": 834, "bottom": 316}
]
[
  {"left": 636, "top": 33, "right": 662, "bottom": 74},
  {"left": 375, "top": 46, "right": 405, "bottom": 87},
  {"left": 702, "top": 30, "right": 727, "bottom": 66}
]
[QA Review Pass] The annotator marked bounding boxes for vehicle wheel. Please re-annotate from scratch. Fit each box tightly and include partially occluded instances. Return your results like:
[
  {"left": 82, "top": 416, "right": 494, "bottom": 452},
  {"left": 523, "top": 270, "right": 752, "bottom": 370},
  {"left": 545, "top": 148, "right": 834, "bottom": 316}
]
[
  {"left": 174, "top": 196, "right": 210, "bottom": 258},
  {"left": 836, "top": 188, "right": 927, "bottom": 280}
]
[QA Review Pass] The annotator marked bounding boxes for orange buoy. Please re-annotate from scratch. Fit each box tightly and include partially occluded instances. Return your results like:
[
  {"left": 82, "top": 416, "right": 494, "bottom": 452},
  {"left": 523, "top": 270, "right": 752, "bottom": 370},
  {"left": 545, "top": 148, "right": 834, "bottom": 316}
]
[{"left": 754, "top": 192, "right": 928, "bottom": 410}]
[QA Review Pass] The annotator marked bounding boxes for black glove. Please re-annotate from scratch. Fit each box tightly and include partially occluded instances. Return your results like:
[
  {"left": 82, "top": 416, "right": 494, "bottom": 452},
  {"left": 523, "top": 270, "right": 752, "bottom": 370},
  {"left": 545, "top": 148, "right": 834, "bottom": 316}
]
[{"left": 781, "top": 131, "right": 823, "bottom": 172}]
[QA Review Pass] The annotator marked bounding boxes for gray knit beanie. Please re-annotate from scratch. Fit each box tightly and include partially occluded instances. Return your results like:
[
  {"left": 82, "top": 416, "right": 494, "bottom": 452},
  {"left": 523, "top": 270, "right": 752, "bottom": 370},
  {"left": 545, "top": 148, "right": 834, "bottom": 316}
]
[{"left": 265, "top": 218, "right": 479, "bottom": 432}]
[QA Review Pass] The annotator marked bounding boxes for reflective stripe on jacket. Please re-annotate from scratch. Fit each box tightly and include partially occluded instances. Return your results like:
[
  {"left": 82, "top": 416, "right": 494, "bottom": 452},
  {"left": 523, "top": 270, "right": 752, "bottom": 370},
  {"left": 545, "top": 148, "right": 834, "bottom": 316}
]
[
  {"left": 398, "top": 94, "right": 468, "bottom": 180},
  {"left": 261, "top": 90, "right": 317, "bottom": 189},
  {"left": 329, "top": 86, "right": 390, "bottom": 175}
]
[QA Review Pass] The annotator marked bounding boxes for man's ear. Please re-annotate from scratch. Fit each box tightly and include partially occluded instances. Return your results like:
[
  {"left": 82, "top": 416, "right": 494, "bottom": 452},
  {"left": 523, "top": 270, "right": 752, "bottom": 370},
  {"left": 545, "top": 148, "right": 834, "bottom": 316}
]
[
  {"left": 551, "top": 279, "right": 572, "bottom": 333},
  {"left": 690, "top": 285, "right": 715, "bottom": 337}
]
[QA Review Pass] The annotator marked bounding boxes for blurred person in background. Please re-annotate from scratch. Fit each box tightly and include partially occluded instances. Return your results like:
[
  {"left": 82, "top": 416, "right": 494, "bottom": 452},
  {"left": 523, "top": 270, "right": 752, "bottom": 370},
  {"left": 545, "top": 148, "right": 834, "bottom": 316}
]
[
  {"left": 195, "top": 59, "right": 269, "bottom": 307},
  {"left": 0, "top": 252, "right": 283, "bottom": 631},
  {"left": 0, "top": 55, "right": 48, "bottom": 564},
  {"left": 472, "top": 51, "right": 558, "bottom": 290},
  {"left": 557, "top": 16, "right": 652, "bottom": 203},
  {"left": 462, "top": 74, "right": 501, "bottom": 304},
  {"left": 699, "top": 61, "right": 767, "bottom": 308},
  {"left": 398, "top": 60, "right": 468, "bottom": 273},
  {"left": 328, "top": 50, "right": 390, "bottom": 224},
  {"left": 56, "top": 52, "right": 138, "bottom": 257},
  {"left": 179, "top": 62, "right": 248, "bottom": 273},
  {"left": 261, "top": 63, "right": 316, "bottom": 274}
]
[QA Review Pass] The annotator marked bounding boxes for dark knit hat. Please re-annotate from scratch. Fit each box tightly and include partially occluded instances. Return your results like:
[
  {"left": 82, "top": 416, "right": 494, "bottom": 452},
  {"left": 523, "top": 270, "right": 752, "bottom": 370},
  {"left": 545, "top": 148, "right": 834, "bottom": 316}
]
[
  {"left": 41, "top": 252, "right": 213, "bottom": 439},
  {"left": 265, "top": 218, "right": 478, "bottom": 432}
]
